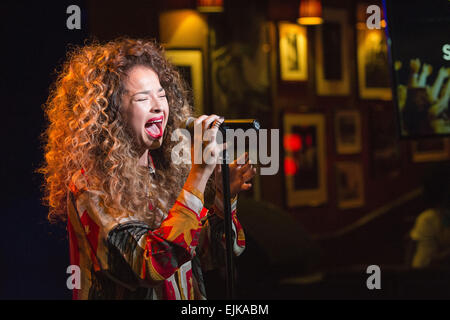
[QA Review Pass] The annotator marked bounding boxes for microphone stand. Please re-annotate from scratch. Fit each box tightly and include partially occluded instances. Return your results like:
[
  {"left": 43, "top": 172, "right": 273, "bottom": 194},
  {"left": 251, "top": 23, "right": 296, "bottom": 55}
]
[
  {"left": 217, "top": 119, "right": 259, "bottom": 299},
  {"left": 219, "top": 126, "right": 235, "bottom": 300}
]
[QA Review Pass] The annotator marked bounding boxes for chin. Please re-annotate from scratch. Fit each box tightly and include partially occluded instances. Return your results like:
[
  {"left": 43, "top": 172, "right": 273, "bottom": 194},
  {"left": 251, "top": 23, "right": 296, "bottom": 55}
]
[{"left": 147, "top": 137, "right": 163, "bottom": 150}]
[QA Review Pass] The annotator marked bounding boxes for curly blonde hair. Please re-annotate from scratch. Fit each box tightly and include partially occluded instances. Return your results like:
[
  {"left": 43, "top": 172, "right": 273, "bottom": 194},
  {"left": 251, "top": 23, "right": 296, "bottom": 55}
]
[{"left": 40, "top": 38, "right": 192, "bottom": 227}]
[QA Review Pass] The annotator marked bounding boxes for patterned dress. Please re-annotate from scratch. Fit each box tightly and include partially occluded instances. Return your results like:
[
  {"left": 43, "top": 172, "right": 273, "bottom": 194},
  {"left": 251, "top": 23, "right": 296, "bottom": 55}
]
[{"left": 66, "top": 167, "right": 245, "bottom": 300}]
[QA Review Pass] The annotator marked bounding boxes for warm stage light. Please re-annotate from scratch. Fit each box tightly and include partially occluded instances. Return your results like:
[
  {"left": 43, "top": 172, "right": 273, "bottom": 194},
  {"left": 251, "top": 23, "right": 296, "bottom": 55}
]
[
  {"left": 197, "top": 0, "right": 224, "bottom": 13},
  {"left": 297, "top": 0, "right": 323, "bottom": 25}
]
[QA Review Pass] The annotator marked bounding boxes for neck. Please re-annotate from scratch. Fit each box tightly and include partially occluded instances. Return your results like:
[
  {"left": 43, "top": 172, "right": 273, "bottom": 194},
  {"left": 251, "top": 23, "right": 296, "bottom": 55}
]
[{"left": 138, "top": 149, "right": 149, "bottom": 167}]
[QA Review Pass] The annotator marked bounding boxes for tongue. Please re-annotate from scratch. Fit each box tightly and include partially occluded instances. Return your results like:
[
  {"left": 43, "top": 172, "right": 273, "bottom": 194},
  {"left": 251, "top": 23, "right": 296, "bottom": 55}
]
[{"left": 147, "top": 123, "right": 161, "bottom": 136}]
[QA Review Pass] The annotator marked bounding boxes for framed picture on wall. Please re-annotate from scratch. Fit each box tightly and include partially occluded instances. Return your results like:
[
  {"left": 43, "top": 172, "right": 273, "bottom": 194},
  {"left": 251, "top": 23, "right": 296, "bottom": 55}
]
[
  {"left": 356, "top": 4, "right": 392, "bottom": 100},
  {"left": 336, "top": 161, "right": 365, "bottom": 209},
  {"left": 283, "top": 113, "right": 327, "bottom": 207},
  {"left": 164, "top": 49, "right": 204, "bottom": 114},
  {"left": 315, "top": 8, "right": 351, "bottom": 95},
  {"left": 335, "top": 110, "right": 362, "bottom": 154},
  {"left": 278, "top": 22, "right": 308, "bottom": 81},
  {"left": 411, "top": 138, "right": 450, "bottom": 162}
]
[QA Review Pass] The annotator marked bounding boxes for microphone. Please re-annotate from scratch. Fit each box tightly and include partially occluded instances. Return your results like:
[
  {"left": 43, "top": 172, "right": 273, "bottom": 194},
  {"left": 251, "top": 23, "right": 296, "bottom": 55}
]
[{"left": 182, "top": 117, "right": 260, "bottom": 135}]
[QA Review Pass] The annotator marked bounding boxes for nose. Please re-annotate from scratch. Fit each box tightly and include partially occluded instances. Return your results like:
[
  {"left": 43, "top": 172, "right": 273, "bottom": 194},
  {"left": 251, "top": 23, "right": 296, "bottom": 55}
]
[{"left": 149, "top": 95, "right": 163, "bottom": 114}]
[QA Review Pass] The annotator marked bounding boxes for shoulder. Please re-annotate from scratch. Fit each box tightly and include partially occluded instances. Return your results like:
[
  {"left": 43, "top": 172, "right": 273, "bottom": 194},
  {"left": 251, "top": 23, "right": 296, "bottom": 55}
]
[
  {"left": 68, "top": 168, "right": 90, "bottom": 197},
  {"left": 67, "top": 169, "right": 120, "bottom": 233},
  {"left": 416, "top": 209, "right": 441, "bottom": 226}
]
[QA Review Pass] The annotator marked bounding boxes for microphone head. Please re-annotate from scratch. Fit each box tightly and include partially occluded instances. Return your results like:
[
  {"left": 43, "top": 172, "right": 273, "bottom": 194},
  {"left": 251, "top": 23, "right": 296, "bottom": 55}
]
[
  {"left": 181, "top": 117, "right": 261, "bottom": 135},
  {"left": 219, "top": 119, "right": 260, "bottom": 131}
]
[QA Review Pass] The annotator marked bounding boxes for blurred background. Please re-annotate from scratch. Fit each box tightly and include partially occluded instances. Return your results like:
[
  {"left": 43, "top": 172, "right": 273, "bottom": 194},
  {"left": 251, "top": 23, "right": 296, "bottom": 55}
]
[{"left": 1, "top": 0, "right": 450, "bottom": 299}]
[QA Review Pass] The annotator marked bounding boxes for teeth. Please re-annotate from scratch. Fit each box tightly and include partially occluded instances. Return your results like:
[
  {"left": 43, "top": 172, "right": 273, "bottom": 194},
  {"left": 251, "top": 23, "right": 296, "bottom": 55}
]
[{"left": 147, "top": 119, "right": 162, "bottom": 124}]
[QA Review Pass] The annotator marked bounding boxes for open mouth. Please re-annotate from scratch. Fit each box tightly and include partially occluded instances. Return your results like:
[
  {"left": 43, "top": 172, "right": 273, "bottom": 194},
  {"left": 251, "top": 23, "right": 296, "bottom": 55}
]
[{"left": 145, "top": 116, "right": 164, "bottom": 139}]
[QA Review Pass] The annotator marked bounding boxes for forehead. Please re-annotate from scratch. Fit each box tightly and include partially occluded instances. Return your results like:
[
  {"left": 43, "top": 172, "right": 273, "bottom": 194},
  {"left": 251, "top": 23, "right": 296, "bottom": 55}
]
[{"left": 123, "top": 65, "right": 161, "bottom": 92}]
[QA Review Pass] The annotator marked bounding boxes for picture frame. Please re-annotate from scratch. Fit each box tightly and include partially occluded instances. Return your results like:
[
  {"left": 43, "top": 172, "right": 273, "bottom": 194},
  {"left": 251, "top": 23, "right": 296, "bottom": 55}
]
[
  {"left": 356, "top": 4, "right": 392, "bottom": 100},
  {"left": 283, "top": 113, "right": 327, "bottom": 207},
  {"left": 315, "top": 8, "right": 351, "bottom": 95},
  {"left": 336, "top": 161, "right": 365, "bottom": 209},
  {"left": 335, "top": 110, "right": 362, "bottom": 154},
  {"left": 411, "top": 138, "right": 450, "bottom": 163},
  {"left": 164, "top": 49, "right": 204, "bottom": 114},
  {"left": 278, "top": 22, "right": 308, "bottom": 81}
]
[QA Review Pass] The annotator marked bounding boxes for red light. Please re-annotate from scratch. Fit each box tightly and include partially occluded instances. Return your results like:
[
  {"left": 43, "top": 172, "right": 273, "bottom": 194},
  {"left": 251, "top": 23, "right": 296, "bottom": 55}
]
[
  {"left": 284, "top": 157, "right": 298, "bottom": 176},
  {"left": 284, "top": 134, "right": 302, "bottom": 152}
]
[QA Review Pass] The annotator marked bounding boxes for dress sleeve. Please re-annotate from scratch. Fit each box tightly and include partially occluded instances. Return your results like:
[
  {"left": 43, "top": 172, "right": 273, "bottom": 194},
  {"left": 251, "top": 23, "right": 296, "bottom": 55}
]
[
  {"left": 196, "top": 194, "right": 246, "bottom": 272},
  {"left": 68, "top": 180, "right": 207, "bottom": 289}
]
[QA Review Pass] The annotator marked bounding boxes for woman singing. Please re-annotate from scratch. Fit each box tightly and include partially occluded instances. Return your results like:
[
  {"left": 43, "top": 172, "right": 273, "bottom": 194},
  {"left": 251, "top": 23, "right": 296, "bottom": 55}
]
[{"left": 40, "top": 38, "right": 255, "bottom": 299}]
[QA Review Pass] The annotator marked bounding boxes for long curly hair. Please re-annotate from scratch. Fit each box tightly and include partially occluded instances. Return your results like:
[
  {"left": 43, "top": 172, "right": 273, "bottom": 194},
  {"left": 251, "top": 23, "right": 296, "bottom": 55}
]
[{"left": 40, "top": 38, "right": 192, "bottom": 227}]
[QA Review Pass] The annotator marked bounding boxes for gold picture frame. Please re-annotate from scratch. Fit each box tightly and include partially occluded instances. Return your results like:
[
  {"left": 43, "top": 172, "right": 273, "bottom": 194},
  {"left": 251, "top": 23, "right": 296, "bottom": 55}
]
[
  {"left": 278, "top": 22, "right": 308, "bottom": 81},
  {"left": 336, "top": 161, "right": 365, "bottom": 209},
  {"left": 335, "top": 110, "right": 362, "bottom": 154},
  {"left": 283, "top": 113, "right": 327, "bottom": 207},
  {"left": 411, "top": 138, "right": 450, "bottom": 163},
  {"left": 356, "top": 4, "right": 391, "bottom": 100},
  {"left": 164, "top": 49, "right": 204, "bottom": 114}
]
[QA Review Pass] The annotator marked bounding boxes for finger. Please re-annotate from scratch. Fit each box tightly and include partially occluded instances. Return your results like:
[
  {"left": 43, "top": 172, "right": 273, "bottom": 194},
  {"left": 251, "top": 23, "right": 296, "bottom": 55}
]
[
  {"left": 203, "top": 114, "right": 220, "bottom": 131},
  {"left": 243, "top": 172, "right": 256, "bottom": 184},
  {"left": 240, "top": 160, "right": 252, "bottom": 171},
  {"left": 235, "top": 152, "right": 248, "bottom": 165},
  {"left": 194, "top": 115, "right": 209, "bottom": 127},
  {"left": 204, "top": 117, "right": 225, "bottom": 147},
  {"left": 206, "top": 116, "right": 224, "bottom": 139},
  {"left": 239, "top": 159, "right": 255, "bottom": 174},
  {"left": 193, "top": 115, "right": 209, "bottom": 141},
  {"left": 242, "top": 166, "right": 257, "bottom": 181},
  {"left": 230, "top": 154, "right": 242, "bottom": 169},
  {"left": 241, "top": 183, "right": 252, "bottom": 191}
]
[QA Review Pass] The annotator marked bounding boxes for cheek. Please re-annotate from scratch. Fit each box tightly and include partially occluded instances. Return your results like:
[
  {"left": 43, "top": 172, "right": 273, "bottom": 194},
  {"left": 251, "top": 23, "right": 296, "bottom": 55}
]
[
  {"left": 122, "top": 106, "right": 145, "bottom": 137},
  {"left": 163, "top": 104, "right": 170, "bottom": 128},
  {"left": 129, "top": 105, "right": 146, "bottom": 127}
]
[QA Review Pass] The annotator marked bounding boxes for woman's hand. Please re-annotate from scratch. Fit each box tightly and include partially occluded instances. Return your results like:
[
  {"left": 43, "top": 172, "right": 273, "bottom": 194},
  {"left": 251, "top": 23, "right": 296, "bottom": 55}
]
[
  {"left": 185, "top": 114, "right": 225, "bottom": 194},
  {"left": 214, "top": 152, "right": 257, "bottom": 199}
]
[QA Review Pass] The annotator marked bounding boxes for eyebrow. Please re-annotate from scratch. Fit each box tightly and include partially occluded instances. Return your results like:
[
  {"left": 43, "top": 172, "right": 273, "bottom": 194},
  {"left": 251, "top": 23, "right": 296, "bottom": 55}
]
[{"left": 131, "top": 87, "right": 165, "bottom": 97}]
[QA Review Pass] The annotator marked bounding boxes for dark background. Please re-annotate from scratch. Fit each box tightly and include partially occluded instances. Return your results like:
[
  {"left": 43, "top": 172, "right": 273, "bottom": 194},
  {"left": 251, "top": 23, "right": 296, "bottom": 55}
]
[{"left": 1, "top": 1, "right": 87, "bottom": 299}]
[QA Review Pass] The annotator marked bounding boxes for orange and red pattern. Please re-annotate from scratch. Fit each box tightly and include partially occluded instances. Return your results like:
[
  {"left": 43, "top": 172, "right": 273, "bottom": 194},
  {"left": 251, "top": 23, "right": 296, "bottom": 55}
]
[{"left": 67, "top": 170, "right": 245, "bottom": 300}]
